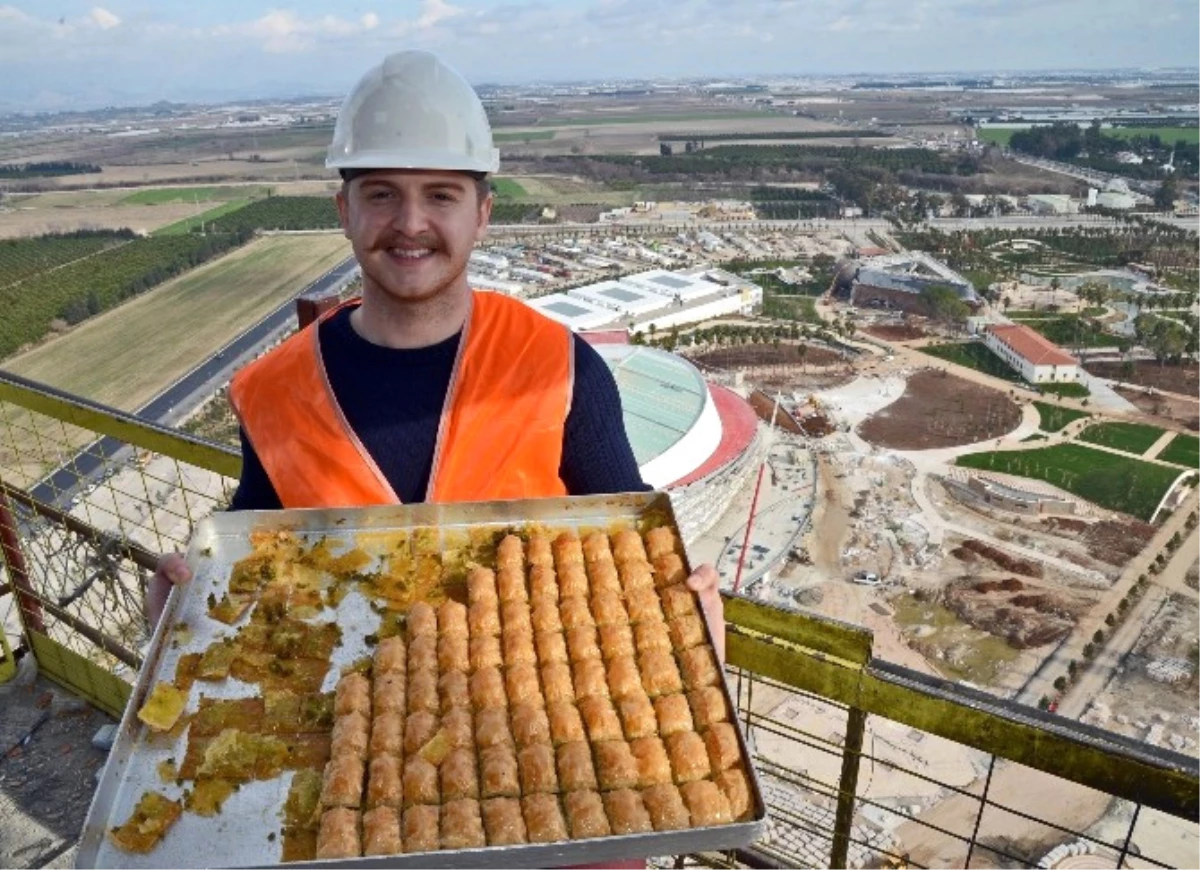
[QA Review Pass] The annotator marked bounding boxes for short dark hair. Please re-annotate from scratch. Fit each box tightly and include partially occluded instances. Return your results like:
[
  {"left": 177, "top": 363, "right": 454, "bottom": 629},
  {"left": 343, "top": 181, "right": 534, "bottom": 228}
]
[{"left": 339, "top": 168, "right": 491, "bottom": 202}]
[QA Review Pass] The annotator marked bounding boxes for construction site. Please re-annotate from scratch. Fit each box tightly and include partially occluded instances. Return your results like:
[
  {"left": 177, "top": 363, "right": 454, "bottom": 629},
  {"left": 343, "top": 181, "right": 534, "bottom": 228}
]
[{"left": 1, "top": 216, "right": 1196, "bottom": 868}]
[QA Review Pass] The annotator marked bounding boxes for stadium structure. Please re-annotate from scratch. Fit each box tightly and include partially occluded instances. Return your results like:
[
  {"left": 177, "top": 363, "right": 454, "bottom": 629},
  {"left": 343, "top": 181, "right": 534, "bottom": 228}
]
[
  {"left": 833, "top": 251, "right": 980, "bottom": 314},
  {"left": 584, "top": 336, "right": 762, "bottom": 544},
  {"left": 529, "top": 267, "right": 762, "bottom": 335}
]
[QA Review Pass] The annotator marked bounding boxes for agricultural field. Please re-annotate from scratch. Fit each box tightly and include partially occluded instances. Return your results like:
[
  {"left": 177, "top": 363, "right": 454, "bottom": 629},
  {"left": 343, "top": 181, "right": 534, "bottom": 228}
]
[
  {"left": 153, "top": 199, "right": 253, "bottom": 235},
  {"left": 1033, "top": 401, "right": 1090, "bottom": 432},
  {"left": 489, "top": 178, "right": 528, "bottom": 199},
  {"left": 976, "top": 126, "right": 1200, "bottom": 147},
  {"left": 201, "top": 196, "right": 340, "bottom": 233},
  {"left": 0, "top": 231, "right": 249, "bottom": 359},
  {"left": 1078, "top": 421, "right": 1167, "bottom": 455},
  {"left": 0, "top": 230, "right": 133, "bottom": 288},
  {"left": 4, "top": 233, "right": 349, "bottom": 410},
  {"left": 119, "top": 186, "right": 263, "bottom": 205},
  {"left": 956, "top": 443, "right": 1181, "bottom": 521},
  {"left": 920, "top": 342, "right": 1023, "bottom": 384},
  {"left": 1158, "top": 434, "right": 1200, "bottom": 469}
]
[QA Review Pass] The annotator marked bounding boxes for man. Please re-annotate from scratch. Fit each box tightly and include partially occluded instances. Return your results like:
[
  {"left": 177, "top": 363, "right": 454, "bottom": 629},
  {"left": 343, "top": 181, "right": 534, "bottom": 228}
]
[{"left": 149, "top": 50, "right": 723, "bottom": 657}]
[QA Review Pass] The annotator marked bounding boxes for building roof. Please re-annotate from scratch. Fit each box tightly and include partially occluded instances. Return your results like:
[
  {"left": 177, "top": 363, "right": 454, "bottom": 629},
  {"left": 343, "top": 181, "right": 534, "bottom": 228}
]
[
  {"left": 988, "top": 324, "right": 1078, "bottom": 367},
  {"left": 526, "top": 293, "right": 616, "bottom": 330},
  {"left": 569, "top": 280, "right": 672, "bottom": 316},
  {"left": 593, "top": 345, "right": 709, "bottom": 466}
]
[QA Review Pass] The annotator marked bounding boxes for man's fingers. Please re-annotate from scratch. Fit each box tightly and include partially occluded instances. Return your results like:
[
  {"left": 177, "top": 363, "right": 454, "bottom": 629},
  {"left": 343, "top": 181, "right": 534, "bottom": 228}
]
[
  {"left": 686, "top": 563, "right": 719, "bottom": 595},
  {"left": 156, "top": 553, "right": 192, "bottom": 586}
]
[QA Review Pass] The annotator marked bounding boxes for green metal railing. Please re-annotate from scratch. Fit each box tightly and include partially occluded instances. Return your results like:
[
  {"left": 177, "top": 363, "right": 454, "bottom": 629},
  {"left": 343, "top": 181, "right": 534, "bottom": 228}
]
[{"left": 0, "top": 369, "right": 1196, "bottom": 868}]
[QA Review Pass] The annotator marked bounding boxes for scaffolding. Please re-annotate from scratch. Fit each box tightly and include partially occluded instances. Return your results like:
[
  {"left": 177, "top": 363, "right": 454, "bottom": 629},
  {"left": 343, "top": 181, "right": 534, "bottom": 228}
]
[{"left": 0, "top": 369, "right": 1195, "bottom": 868}]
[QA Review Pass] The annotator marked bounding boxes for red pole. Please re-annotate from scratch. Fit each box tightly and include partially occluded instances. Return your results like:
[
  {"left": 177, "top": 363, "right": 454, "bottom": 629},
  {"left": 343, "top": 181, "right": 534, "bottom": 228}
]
[
  {"left": 0, "top": 485, "right": 45, "bottom": 635},
  {"left": 732, "top": 462, "right": 767, "bottom": 595}
]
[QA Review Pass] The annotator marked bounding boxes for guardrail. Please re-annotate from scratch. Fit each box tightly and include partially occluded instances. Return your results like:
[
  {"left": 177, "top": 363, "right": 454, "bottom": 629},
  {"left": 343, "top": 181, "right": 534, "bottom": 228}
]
[{"left": 0, "top": 370, "right": 1195, "bottom": 868}]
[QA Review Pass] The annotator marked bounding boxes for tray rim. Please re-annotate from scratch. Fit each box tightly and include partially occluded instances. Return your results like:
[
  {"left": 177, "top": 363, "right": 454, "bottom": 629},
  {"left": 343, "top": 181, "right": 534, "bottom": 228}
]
[{"left": 77, "top": 493, "right": 768, "bottom": 869}]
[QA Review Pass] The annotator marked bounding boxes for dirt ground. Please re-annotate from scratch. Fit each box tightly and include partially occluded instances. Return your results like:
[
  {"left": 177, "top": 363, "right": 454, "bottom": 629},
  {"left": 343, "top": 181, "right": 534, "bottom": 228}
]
[
  {"left": 1085, "top": 360, "right": 1200, "bottom": 397},
  {"left": 858, "top": 369, "right": 1022, "bottom": 450},
  {"left": 1113, "top": 385, "right": 1200, "bottom": 432},
  {"left": 864, "top": 323, "right": 928, "bottom": 341},
  {"left": 691, "top": 341, "right": 842, "bottom": 369}
]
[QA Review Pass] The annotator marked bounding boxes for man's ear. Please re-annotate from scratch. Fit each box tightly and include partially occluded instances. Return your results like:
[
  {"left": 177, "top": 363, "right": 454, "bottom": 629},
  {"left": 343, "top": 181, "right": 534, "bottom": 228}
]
[{"left": 476, "top": 191, "right": 493, "bottom": 242}]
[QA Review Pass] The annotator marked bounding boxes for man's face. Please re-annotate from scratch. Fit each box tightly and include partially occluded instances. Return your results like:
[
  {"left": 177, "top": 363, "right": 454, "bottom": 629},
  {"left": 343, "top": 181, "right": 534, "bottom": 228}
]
[{"left": 336, "top": 169, "right": 492, "bottom": 306}]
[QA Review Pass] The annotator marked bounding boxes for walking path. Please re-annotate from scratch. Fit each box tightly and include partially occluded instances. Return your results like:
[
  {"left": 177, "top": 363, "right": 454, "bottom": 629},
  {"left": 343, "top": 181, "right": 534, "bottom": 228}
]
[
  {"left": 1144, "top": 429, "right": 1180, "bottom": 462},
  {"left": 1016, "top": 491, "right": 1199, "bottom": 708}
]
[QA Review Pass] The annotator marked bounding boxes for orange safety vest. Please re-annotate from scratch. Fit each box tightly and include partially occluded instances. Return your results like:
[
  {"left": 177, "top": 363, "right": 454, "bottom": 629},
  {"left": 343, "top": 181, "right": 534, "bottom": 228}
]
[{"left": 229, "top": 291, "right": 572, "bottom": 508}]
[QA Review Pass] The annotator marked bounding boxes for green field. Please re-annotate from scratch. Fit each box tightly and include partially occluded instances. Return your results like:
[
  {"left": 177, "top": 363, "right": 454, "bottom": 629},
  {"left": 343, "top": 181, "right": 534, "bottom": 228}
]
[
  {"left": 956, "top": 443, "right": 1181, "bottom": 521},
  {"left": 1157, "top": 434, "right": 1200, "bottom": 469},
  {"left": 1078, "top": 421, "right": 1166, "bottom": 455},
  {"left": 153, "top": 199, "right": 253, "bottom": 235},
  {"left": 493, "top": 131, "right": 556, "bottom": 142},
  {"left": 1033, "top": 401, "right": 1090, "bottom": 432},
  {"left": 120, "top": 186, "right": 242, "bottom": 205},
  {"left": 920, "top": 342, "right": 1023, "bottom": 383},
  {"left": 490, "top": 178, "right": 528, "bottom": 199},
  {"left": 977, "top": 126, "right": 1199, "bottom": 147}
]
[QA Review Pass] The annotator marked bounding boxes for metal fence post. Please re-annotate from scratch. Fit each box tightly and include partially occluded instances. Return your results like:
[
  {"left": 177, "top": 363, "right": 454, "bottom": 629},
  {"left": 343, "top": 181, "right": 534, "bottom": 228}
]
[
  {"left": 0, "top": 485, "right": 44, "bottom": 635},
  {"left": 829, "top": 705, "right": 868, "bottom": 869}
]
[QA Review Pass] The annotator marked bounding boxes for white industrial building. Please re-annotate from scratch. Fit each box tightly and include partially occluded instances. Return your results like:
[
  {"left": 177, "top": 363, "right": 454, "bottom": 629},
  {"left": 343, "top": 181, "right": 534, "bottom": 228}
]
[
  {"left": 984, "top": 324, "right": 1080, "bottom": 384},
  {"left": 526, "top": 268, "right": 762, "bottom": 335},
  {"left": 569, "top": 280, "right": 672, "bottom": 317},
  {"left": 527, "top": 294, "right": 618, "bottom": 330}
]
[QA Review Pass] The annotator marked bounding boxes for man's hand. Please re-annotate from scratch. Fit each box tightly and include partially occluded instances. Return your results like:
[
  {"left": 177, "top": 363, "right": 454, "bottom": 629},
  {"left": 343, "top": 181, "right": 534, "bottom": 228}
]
[
  {"left": 146, "top": 553, "right": 192, "bottom": 628},
  {"left": 686, "top": 563, "right": 725, "bottom": 664}
]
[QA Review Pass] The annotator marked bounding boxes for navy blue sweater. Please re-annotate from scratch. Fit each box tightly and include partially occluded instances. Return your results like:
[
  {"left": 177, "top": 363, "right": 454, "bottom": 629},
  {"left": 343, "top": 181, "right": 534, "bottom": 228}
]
[{"left": 230, "top": 308, "right": 647, "bottom": 510}]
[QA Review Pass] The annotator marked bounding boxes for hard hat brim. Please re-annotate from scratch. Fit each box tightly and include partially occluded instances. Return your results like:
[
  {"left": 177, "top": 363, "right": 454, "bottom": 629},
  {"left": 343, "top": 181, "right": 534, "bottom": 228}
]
[{"left": 327, "top": 148, "right": 500, "bottom": 175}]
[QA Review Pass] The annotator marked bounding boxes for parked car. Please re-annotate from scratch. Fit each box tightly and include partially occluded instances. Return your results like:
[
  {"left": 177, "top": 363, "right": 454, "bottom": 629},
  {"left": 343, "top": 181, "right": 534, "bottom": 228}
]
[{"left": 851, "top": 571, "right": 881, "bottom": 587}]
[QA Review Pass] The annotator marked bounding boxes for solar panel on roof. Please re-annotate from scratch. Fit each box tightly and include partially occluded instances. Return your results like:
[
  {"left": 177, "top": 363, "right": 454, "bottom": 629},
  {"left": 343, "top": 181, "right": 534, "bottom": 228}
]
[
  {"left": 545, "top": 301, "right": 592, "bottom": 317},
  {"left": 599, "top": 286, "right": 644, "bottom": 303},
  {"left": 649, "top": 274, "right": 690, "bottom": 289}
]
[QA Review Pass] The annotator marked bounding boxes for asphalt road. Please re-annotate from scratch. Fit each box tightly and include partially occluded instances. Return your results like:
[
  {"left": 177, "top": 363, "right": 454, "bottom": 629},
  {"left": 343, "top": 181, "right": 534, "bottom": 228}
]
[{"left": 27, "top": 256, "right": 359, "bottom": 506}]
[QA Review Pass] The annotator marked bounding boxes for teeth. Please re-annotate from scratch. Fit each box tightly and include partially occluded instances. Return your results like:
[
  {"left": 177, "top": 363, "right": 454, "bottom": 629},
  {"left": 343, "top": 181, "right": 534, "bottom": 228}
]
[{"left": 391, "top": 248, "right": 431, "bottom": 259}]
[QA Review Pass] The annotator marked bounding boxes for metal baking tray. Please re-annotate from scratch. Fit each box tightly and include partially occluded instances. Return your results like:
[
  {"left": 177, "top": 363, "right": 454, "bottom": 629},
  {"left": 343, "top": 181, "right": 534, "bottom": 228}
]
[{"left": 77, "top": 492, "right": 767, "bottom": 868}]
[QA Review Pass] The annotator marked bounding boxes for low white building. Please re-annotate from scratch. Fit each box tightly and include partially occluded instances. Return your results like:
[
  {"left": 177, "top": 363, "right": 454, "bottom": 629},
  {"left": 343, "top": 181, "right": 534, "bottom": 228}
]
[
  {"left": 1026, "top": 194, "right": 1078, "bottom": 215},
  {"left": 527, "top": 293, "right": 618, "bottom": 330},
  {"left": 568, "top": 280, "right": 673, "bottom": 317},
  {"left": 984, "top": 324, "right": 1079, "bottom": 384}
]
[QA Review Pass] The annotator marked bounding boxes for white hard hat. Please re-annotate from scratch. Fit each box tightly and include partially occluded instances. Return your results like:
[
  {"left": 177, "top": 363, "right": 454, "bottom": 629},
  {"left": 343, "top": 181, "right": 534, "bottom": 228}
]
[{"left": 326, "top": 50, "right": 499, "bottom": 174}]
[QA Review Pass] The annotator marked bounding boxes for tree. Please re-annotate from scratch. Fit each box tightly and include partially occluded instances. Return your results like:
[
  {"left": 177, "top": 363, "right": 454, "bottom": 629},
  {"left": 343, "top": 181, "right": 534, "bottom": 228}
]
[
  {"left": 1155, "top": 176, "right": 1178, "bottom": 212},
  {"left": 919, "top": 283, "right": 970, "bottom": 330},
  {"left": 1053, "top": 676, "right": 1068, "bottom": 692}
]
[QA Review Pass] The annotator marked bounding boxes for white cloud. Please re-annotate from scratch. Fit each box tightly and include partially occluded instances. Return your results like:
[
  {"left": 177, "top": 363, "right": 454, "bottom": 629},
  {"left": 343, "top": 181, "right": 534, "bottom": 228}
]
[
  {"left": 417, "top": 0, "right": 463, "bottom": 30},
  {"left": 90, "top": 7, "right": 121, "bottom": 29},
  {"left": 362, "top": 12, "right": 379, "bottom": 30}
]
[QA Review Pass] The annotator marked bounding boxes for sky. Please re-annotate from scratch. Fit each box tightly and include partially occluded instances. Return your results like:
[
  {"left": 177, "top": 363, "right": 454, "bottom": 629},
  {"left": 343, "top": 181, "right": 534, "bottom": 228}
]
[{"left": 1, "top": 0, "right": 1197, "bottom": 111}]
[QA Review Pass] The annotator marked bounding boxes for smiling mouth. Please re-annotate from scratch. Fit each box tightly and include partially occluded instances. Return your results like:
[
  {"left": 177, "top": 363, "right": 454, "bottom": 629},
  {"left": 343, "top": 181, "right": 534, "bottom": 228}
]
[{"left": 388, "top": 247, "right": 434, "bottom": 260}]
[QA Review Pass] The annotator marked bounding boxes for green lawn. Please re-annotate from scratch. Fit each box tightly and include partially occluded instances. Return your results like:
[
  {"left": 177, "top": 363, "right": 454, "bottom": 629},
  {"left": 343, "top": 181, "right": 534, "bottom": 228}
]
[
  {"left": 493, "top": 131, "right": 556, "bottom": 142},
  {"left": 956, "top": 444, "right": 1181, "bottom": 521},
  {"left": 119, "top": 186, "right": 260, "bottom": 205},
  {"left": 920, "top": 342, "right": 1023, "bottom": 383},
  {"left": 1021, "top": 316, "right": 1123, "bottom": 349},
  {"left": 1033, "top": 401, "right": 1090, "bottom": 432},
  {"left": 1158, "top": 434, "right": 1200, "bottom": 469},
  {"left": 152, "top": 199, "right": 253, "bottom": 235},
  {"left": 490, "top": 178, "right": 528, "bottom": 199},
  {"left": 1078, "top": 421, "right": 1166, "bottom": 455}
]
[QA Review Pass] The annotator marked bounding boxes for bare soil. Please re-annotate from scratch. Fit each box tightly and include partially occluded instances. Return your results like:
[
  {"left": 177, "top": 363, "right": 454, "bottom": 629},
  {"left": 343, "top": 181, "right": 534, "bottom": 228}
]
[
  {"left": 951, "top": 539, "right": 1044, "bottom": 579},
  {"left": 943, "top": 575, "right": 1093, "bottom": 649},
  {"left": 691, "top": 342, "right": 841, "bottom": 369},
  {"left": 864, "top": 323, "right": 928, "bottom": 341},
  {"left": 857, "top": 369, "right": 1022, "bottom": 449},
  {"left": 1085, "top": 360, "right": 1200, "bottom": 397},
  {"left": 1113, "top": 385, "right": 1200, "bottom": 432},
  {"left": 1042, "top": 516, "right": 1157, "bottom": 567}
]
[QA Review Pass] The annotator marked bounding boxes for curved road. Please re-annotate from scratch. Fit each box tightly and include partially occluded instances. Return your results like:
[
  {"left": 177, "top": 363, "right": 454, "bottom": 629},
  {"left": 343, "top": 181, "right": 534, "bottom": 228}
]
[{"left": 26, "top": 256, "right": 359, "bottom": 506}]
